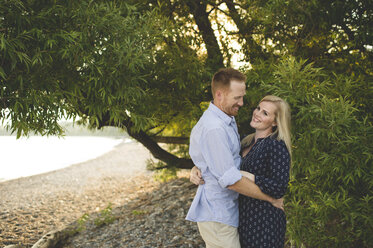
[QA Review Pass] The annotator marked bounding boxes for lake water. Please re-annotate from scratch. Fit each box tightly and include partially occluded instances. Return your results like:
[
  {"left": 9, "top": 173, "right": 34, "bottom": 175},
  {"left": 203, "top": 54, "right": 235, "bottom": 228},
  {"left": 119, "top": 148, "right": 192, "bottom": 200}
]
[{"left": 0, "top": 136, "right": 131, "bottom": 182}]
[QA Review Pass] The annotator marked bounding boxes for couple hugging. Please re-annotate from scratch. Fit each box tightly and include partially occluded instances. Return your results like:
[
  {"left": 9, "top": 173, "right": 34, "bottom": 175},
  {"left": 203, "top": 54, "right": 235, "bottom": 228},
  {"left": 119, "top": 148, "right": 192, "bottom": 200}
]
[{"left": 186, "top": 68, "right": 291, "bottom": 248}]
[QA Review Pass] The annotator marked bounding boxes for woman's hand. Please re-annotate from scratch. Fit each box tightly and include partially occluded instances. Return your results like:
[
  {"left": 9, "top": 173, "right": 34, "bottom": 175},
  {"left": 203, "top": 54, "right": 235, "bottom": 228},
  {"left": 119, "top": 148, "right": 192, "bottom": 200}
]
[
  {"left": 190, "top": 166, "right": 205, "bottom": 185},
  {"left": 240, "top": 170, "right": 255, "bottom": 182}
]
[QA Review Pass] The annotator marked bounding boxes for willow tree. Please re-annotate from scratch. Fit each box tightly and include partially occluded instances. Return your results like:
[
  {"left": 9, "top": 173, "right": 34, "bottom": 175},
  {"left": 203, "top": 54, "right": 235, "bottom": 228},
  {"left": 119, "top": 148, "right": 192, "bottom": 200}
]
[
  {"left": 1, "top": 0, "right": 209, "bottom": 168},
  {"left": 3, "top": 0, "right": 371, "bottom": 167},
  {"left": 2, "top": 0, "right": 372, "bottom": 246}
]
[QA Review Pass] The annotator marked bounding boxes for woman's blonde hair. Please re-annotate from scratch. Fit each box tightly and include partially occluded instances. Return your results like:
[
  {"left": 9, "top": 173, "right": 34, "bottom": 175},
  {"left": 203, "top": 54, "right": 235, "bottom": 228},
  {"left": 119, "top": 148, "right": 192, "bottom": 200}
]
[{"left": 241, "top": 95, "right": 292, "bottom": 156}]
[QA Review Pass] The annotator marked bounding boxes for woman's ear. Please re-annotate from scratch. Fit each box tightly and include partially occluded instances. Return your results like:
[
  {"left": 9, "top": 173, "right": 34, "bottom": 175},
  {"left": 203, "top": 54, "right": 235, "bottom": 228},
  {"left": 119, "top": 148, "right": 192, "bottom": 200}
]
[{"left": 272, "top": 125, "right": 278, "bottom": 132}]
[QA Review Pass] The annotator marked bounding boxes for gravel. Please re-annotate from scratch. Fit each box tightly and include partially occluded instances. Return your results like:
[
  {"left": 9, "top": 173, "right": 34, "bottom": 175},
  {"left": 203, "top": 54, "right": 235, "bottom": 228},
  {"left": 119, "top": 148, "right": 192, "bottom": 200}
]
[
  {"left": 0, "top": 141, "right": 204, "bottom": 248},
  {"left": 62, "top": 177, "right": 204, "bottom": 248}
]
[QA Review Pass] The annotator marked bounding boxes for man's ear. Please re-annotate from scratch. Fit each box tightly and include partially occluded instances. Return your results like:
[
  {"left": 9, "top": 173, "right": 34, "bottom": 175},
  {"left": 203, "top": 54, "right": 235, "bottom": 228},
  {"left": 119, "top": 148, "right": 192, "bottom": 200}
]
[{"left": 215, "top": 89, "right": 223, "bottom": 102}]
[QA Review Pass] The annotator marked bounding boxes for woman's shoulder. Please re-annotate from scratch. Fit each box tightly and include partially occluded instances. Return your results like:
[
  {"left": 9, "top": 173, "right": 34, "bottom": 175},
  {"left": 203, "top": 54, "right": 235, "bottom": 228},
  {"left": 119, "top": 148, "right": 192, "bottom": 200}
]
[
  {"left": 241, "top": 133, "right": 255, "bottom": 148},
  {"left": 265, "top": 136, "right": 288, "bottom": 152}
]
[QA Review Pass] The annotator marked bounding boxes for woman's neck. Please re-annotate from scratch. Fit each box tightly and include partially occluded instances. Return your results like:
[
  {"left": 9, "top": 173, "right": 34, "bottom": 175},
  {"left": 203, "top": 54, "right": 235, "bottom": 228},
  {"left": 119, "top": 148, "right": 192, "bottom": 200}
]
[{"left": 254, "top": 129, "right": 272, "bottom": 142}]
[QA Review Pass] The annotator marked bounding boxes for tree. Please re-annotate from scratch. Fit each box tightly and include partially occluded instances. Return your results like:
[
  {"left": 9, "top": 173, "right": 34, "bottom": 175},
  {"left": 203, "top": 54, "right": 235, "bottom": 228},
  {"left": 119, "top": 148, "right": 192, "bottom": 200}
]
[
  {"left": 1, "top": 0, "right": 208, "bottom": 168},
  {"left": 3, "top": 0, "right": 372, "bottom": 169},
  {"left": 1, "top": 0, "right": 77, "bottom": 136},
  {"left": 1, "top": 0, "right": 372, "bottom": 246}
]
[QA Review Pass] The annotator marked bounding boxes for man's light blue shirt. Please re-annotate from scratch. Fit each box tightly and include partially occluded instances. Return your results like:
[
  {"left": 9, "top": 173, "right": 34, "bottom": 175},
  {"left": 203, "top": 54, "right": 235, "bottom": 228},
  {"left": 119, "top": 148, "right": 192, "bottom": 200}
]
[{"left": 186, "top": 102, "right": 242, "bottom": 227}]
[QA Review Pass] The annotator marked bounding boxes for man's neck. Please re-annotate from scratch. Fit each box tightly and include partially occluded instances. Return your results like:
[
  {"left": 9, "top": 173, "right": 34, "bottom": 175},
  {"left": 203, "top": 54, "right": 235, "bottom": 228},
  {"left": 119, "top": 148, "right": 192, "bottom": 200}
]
[{"left": 212, "top": 101, "right": 231, "bottom": 117}]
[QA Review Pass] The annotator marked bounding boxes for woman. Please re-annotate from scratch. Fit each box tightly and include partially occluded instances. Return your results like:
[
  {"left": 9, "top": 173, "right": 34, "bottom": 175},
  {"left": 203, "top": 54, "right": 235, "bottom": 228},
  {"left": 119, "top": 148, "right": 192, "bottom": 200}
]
[
  {"left": 190, "top": 95, "right": 291, "bottom": 248},
  {"left": 238, "top": 95, "right": 291, "bottom": 248}
]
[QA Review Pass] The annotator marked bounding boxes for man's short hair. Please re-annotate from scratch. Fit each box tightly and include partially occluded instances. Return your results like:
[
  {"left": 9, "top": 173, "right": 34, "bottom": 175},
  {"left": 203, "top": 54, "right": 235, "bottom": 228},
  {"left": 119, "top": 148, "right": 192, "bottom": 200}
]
[{"left": 211, "top": 68, "right": 246, "bottom": 98}]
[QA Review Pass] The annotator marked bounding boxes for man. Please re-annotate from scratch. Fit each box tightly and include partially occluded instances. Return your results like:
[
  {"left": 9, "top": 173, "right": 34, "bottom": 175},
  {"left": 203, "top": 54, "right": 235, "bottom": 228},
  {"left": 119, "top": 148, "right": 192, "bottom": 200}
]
[{"left": 186, "top": 68, "right": 283, "bottom": 248}]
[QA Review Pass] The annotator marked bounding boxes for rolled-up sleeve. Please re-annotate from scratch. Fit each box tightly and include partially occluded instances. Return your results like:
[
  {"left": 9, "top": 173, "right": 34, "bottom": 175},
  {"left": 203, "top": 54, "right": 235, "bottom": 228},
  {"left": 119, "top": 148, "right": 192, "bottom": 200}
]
[
  {"left": 201, "top": 128, "right": 242, "bottom": 188},
  {"left": 255, "top": 139, "right": 290, "bottom": 199},
  {"left": 218, "top": 166, "right": 243, "bottom": 188}
]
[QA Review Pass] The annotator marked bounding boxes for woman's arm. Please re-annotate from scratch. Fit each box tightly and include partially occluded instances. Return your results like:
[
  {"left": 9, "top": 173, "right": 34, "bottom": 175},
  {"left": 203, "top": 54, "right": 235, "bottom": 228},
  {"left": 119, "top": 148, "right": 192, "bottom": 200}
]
[{"left": 255, "top": 140, "right": 291, "bottom": 199}]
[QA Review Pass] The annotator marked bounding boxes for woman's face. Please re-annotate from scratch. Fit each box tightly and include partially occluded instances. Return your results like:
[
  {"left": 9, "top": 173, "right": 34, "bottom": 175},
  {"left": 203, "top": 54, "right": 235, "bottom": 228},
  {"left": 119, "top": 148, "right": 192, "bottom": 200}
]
[{"left": 250, "top": 101, "right": 277, "bottom": 132}]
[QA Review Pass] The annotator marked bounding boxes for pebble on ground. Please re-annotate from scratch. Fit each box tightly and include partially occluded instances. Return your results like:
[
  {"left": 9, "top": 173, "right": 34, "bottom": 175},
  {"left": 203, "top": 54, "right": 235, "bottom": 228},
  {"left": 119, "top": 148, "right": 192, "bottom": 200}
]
[
  {"left": 0, "top": 142, "right": 204, "bottom": 248},
  {"left": 1, "top": 173, "right": 204, "bottom": 248}
]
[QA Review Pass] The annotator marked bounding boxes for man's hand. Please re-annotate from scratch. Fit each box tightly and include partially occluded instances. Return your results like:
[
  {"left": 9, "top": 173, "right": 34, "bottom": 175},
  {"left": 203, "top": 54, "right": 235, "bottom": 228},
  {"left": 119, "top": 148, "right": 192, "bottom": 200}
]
[
  {"left": 190, "top": 166, "right": 205, "bottom": 185},
  {"left": 271, "top": 198, "right": 284, "bottom": 211}
]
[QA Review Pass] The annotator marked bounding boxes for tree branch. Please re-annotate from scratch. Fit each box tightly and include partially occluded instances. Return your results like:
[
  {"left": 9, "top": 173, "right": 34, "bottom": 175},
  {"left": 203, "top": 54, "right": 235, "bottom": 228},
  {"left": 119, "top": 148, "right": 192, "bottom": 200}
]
[
  {"left": 223, "top": 0, "right": 268, "bottom": 61},
  {"left": 74, "top": 111, "right": 193, "bottom": 169},
  {"left": 125, "top": 123, "right": 194, "bottom": 169},
  {"left": 151, "top": 136, "right": 189, "bottom": 144}
]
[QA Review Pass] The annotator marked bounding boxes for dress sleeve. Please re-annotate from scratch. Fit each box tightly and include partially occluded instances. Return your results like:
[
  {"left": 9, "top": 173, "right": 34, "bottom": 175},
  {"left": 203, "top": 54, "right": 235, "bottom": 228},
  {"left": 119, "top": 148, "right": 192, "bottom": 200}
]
[
  {"left": 201, "top": 128, "right": 242, "bottom": 188},
  {"left": 255, "top": 139, "right": 290, "bottom": 199}
]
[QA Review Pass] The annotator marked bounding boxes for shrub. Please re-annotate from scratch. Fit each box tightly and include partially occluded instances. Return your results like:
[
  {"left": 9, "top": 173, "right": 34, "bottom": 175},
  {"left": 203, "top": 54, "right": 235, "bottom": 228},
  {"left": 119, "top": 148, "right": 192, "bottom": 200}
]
[{"left": 248, "top": 57, "right": 373, "bottom": 247}]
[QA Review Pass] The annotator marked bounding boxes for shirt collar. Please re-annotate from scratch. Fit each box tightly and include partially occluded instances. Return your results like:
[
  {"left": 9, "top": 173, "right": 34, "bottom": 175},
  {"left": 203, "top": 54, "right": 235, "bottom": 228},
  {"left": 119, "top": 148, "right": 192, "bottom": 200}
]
[{"left": 208, "top": 102, "right": 236, "bottom": 126}]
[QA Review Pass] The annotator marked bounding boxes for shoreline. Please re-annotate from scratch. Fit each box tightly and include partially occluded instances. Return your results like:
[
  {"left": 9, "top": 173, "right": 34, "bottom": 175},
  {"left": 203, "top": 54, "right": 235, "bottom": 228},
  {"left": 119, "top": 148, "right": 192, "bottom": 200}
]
[
  {"left": 0, "top": 136, "right": 130, "bottom": 183},
  {"left": 0, "top": 141, "right": 155, "bottom": 247}
]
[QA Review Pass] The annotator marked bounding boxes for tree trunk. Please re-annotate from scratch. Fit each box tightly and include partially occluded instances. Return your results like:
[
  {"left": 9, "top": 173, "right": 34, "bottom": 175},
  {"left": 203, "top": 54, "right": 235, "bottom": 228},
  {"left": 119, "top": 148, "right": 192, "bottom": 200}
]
[
  {"left": 186, "top": 0, "right": 224, "bottom": 69},
  {"left": 224, "top": 0, "right": 268, "bottom": 61}
]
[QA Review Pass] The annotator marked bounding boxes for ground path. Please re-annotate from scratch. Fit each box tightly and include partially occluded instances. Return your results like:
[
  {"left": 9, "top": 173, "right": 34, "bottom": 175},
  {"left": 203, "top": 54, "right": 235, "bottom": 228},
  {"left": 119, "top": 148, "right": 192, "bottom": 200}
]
[{"left": 0, "top": 141, "right": 203, "bottom": 247}]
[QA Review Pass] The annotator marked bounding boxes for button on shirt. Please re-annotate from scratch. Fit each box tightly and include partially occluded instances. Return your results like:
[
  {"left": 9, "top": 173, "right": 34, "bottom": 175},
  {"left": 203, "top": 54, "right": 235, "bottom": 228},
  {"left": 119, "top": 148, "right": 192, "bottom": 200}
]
[{"left": 186, "top": 102, "right": 242, "bottom": 227}]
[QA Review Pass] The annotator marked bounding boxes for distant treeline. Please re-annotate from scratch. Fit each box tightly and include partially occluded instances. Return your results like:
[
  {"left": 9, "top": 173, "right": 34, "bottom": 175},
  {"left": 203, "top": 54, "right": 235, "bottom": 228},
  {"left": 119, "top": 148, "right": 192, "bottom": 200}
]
[{"left": 0, "top": 122, "right": 129, "bottom": 137}]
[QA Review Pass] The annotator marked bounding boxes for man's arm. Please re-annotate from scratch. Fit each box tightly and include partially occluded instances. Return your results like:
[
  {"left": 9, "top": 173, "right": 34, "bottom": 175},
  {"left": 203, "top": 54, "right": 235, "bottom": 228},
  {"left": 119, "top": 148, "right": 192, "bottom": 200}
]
[
  {"left": 228, "top": 177, "right": 284, "bottom": 210},
  {"left": 229, "top": 177, "right": 272, "bottom": 202},
  {"left": 190, "top": 164, "right": 269, "bottom": 201},
  {"left": 190, "top": 166, "right": 284, "bottom": 210},
  {"left": 191, "top": 127, "right": 284, "bottom": 209}
]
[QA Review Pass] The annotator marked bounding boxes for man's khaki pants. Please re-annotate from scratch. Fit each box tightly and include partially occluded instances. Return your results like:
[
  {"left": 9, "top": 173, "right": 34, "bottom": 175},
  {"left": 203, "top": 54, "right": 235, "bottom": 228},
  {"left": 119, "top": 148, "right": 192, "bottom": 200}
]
[{"left": 197, "top": 221, "right": 241, "bottom": 248}]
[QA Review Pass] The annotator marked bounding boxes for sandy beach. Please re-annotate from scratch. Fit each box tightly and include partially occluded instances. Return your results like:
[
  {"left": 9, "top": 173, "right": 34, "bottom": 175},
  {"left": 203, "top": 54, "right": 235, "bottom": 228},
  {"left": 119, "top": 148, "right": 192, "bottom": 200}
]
[{"left": 0, "top": 141, "right": 156, "bottom": 247}]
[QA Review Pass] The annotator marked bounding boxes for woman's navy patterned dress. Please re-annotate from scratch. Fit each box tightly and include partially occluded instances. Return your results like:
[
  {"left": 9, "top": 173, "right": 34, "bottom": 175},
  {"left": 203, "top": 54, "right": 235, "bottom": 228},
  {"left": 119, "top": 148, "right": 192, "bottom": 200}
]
[{"left": 238, "top": 136, "right": 290, "bottom": 248}]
